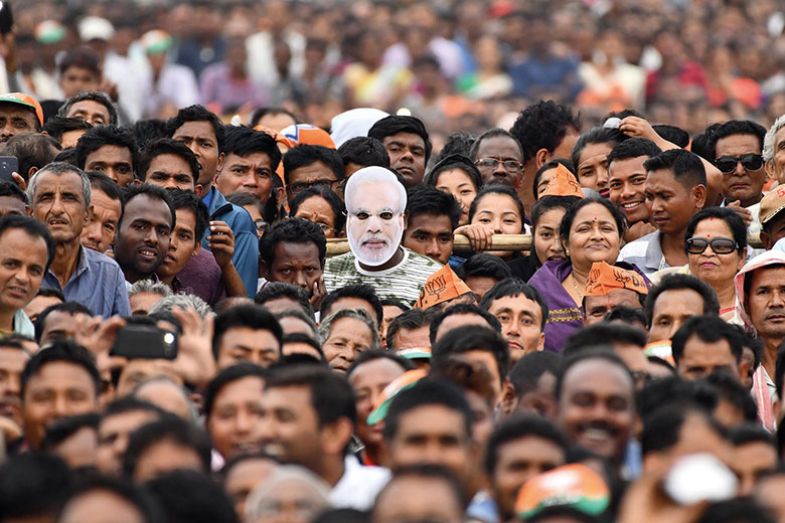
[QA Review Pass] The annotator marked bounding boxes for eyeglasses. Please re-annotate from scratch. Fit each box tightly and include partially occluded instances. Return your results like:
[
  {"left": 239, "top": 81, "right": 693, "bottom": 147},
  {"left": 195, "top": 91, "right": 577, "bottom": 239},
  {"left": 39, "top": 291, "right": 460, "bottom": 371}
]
[
  {"left": 714, "top": 154, "right": 764, "bottom": 174},
  {"left": 287, "top": 179, "right": 339, "bottom": 195},
  {"left": 474, "top": 158, "right": 523, "bottom": 171},
  {"left": 686, "top": 237, "right": 738, "bottom": 255}
]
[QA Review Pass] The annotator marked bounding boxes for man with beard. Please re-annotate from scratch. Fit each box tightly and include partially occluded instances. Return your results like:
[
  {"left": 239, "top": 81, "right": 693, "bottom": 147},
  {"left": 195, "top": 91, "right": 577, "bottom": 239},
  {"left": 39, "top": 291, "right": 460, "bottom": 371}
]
[
  {"left": 114, "top": 185, "right": 175, "bottom": 286},
  {"left": 31, "top": 163, "right": 130, "bottom": 318},
  {"left": 324, "top": 167, "right": 441, "bottom": 305}
]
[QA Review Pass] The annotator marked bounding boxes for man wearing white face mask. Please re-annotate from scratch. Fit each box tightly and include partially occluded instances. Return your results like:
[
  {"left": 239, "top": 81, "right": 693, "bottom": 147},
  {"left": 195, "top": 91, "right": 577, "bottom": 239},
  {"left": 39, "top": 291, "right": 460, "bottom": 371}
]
[{"left": 324, "top": 166, "right": 442, "bottom": 305}]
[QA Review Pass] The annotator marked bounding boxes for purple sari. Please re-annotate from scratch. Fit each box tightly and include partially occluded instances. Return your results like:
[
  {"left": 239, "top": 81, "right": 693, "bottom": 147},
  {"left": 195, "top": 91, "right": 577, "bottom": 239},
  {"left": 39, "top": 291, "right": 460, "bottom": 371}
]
[
  {"left": 528, "top": 260, "right": 582, "bottom": 353},
  {"left": 529, "top": 259, "right": 650, "bottom": 353}
]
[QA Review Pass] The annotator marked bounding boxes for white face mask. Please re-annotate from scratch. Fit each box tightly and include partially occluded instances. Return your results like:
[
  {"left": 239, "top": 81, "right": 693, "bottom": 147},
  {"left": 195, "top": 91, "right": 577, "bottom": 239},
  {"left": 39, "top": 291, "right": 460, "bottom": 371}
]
[{"left": 347, "top": 211, "right": 404, "bottom": 267}]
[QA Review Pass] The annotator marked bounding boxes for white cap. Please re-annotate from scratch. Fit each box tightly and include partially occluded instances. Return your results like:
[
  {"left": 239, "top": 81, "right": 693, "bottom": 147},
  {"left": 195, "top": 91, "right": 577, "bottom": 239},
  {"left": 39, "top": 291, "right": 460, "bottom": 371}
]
[{"left": 78, "top": 16, "right": 115, "bottom": 42}]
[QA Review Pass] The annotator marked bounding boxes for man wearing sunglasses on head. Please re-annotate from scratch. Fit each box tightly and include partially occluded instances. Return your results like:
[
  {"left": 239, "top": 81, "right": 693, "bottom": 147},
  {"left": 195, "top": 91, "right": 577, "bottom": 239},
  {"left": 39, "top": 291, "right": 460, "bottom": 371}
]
[{"left": 708, "top": 120, "right": 768, "bottom": 235}]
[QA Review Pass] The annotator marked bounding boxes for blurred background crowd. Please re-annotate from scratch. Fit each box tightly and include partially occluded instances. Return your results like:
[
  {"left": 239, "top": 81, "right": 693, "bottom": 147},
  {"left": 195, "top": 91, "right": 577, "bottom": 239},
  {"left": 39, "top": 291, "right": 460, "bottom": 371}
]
[{"left": 6, "top": 0, "right": 785, "bottom": 153}]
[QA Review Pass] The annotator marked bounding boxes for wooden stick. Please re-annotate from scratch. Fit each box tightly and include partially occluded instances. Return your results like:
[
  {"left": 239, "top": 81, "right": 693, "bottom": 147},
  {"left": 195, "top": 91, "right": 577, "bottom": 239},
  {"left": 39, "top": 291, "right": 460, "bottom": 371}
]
[
  {"left": 326, "top": 232, "right": 764, "bottom": 257},
  {"left": 326, "top": 234, "right": 532, "bottom": 256}
]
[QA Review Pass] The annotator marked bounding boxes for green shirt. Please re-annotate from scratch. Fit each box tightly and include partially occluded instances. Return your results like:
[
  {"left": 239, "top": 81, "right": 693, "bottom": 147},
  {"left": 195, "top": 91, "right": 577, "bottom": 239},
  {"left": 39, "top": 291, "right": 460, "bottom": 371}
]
[{"left": 324, "top": 248, "right": 442, "bottom": 305}]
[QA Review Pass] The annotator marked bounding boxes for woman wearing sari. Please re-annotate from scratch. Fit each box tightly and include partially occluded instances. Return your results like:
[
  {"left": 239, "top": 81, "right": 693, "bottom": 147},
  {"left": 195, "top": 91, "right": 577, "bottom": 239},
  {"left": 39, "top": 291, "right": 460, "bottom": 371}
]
[{"left": 529, "top": 197, "right": 634, "bottom": 352}]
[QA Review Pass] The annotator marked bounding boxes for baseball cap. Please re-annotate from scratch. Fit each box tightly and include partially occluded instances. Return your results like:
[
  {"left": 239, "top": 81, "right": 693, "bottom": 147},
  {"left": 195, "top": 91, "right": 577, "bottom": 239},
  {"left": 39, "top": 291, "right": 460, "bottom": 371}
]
[
  {"left": 78, "top": 16, "right": 115, "bottom": 42},
  {"left": 140, "top": 30, "right": 174, "bottom": 55},
  {"left": 0, "top": 93, "right": 44, "bottom": 127},
  {"left": 396, "top": 348, "right": 431, "bottom": 361},
  {"left": 280, "top": 124, "right": 336, "bottom": 149},
  {"left": 515, "top": 463, "right": 610, "bottom": 520},
  {"left": 34, "top": 20, "right": 67, "bottom": 45},
  {"left": 760, "top": 186, "right": 785, "bottom": 225},
  {"left": 366, "top": 369, "right": 427, "bottom": 425}
]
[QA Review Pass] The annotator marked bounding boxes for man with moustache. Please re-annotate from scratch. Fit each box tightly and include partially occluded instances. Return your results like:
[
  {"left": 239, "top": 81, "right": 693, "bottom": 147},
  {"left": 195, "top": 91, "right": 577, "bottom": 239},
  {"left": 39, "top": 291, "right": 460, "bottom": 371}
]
[
  {"left": 113, "top": 185, "right": 175, "bottom": 287},
  {"left": 709, "top": 120, "right": 767, "bottom": 235},
  {"left": 31, "top": 163, "right": 130, "bottom": 318},
  {"left": 324, "top": 167, "right": 441, "bottom": 305}
]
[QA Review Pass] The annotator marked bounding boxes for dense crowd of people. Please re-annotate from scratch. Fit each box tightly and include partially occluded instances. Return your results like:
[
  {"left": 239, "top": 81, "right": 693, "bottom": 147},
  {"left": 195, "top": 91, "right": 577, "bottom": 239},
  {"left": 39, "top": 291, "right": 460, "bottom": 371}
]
[{"left": 2, "top": 1, "right": 785, "bottom": 523}]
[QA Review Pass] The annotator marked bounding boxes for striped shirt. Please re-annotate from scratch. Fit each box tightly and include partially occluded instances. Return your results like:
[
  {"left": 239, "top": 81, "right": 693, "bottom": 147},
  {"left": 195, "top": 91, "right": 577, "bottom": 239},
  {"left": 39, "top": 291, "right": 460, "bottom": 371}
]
[
  {"left": 324, "top": 248, "right": 442, "bottom": 305},
  {"left": 618, "top": 231, "right": 668, "bottom": 278}
]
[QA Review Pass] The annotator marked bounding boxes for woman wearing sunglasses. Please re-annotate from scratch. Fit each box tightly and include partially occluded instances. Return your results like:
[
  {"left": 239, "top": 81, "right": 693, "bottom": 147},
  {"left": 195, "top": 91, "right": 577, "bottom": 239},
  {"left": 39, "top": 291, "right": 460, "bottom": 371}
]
[{"left": 684, "top": 207, "right": 748, "bottom": 322}]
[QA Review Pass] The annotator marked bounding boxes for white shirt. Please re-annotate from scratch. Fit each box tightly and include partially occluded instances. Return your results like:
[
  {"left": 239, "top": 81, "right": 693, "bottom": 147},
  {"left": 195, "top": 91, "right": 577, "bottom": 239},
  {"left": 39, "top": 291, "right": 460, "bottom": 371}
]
[{"left": 329, "top": 456, "right": 390, "bottom": 510}]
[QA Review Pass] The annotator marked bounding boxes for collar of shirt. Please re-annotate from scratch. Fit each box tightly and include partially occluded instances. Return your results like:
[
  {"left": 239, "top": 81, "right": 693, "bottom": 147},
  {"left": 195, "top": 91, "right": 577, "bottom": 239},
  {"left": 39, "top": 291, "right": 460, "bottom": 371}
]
[
  {"left": 201, "top": 186, "right": 215, "bottom": 210},
  {"left": 646, "top": 231, "right": 667, "bottom": 272},
  {"left": 45, "top": 246, "right": 90, "bottom": 288}
]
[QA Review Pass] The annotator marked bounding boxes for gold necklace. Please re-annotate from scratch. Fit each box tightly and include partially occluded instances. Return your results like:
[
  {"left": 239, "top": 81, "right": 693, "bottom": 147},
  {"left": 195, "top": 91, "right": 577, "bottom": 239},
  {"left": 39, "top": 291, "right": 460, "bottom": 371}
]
[{"left": 567, "top": 273, "right": 585, "bottom": 299}]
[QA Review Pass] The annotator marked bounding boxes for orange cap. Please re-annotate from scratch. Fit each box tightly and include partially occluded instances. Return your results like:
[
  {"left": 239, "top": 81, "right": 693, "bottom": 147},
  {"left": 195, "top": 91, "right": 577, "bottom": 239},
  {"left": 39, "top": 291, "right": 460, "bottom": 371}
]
[
  {"left": 0, "top": 93, "right": 44, "bottom": 127},
  {"left": 414, "top": 265, "right": 473, "bottom": 309},
  {"left": 515, "top": 463, "right": 610, "bottom": 519},
  {"left": 280, "top": 124, "right": 336, "bottom": 149},
  {"left": 585, "top": 261, "right": 648, "bottom": 297},
  {"left": 540, "top": 163, "right": 583, "bottom": 198}
]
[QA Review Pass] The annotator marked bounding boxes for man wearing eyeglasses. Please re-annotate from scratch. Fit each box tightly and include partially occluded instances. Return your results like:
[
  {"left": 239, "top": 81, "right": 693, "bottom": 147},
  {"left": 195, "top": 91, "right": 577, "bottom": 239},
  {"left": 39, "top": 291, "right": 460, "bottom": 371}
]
[
  {"left": 469, "top": 129, "right": 525, "bottom": 187},
  {"left": 708, "top": 120, "right": 768, "bottom": 235},
  {"left": 324, "top": 167, "right": 441, "bottom": 305},
  {"left": 283, "top": 144, "right": 344, "bottom": 203}
]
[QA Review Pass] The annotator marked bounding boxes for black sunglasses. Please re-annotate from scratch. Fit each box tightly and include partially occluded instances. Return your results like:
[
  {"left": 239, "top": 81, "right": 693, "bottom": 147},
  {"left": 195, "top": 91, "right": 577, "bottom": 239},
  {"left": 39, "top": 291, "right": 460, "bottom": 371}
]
[
  {"left": 686, "top": 237, "right": 738, "bottom": 255},
  {"left": 714, "top": 154, "right": 764, "bottom": 175}
]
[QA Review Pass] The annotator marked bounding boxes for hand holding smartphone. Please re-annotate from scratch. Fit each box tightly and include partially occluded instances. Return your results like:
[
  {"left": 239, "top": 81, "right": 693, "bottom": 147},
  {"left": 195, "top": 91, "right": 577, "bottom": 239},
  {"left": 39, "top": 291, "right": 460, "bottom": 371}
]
[
  {"left": 111, "top": 324, "right": 178, "bottom": 360},
  {"left": 0, "top": 156, "right": 18, "bottom": 182}
]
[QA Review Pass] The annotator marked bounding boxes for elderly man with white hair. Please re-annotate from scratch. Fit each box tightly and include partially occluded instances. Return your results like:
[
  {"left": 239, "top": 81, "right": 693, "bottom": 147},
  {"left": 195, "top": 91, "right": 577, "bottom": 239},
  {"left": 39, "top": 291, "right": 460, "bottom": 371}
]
[{"left": 323, "top": 166, "right": 441, "bottom": 304}]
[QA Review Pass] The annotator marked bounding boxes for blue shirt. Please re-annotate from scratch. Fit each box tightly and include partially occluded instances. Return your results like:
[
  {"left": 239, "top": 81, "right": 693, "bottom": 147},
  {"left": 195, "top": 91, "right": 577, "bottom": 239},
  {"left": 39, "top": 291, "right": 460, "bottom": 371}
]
[
  {"left": 42, "top": 247, "right": 131, "bottom": 318},
  {"left": 203, "top": 187, "right": 259, "bottom": 297}
]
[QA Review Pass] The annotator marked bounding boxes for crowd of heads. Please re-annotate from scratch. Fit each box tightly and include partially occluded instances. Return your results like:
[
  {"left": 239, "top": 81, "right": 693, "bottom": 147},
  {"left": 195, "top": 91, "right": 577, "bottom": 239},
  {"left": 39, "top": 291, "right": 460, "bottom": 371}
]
[{"left": 2, "top": 1, "right": 785, "bottom": 523}]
